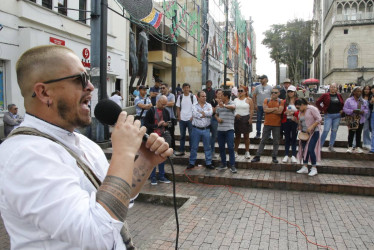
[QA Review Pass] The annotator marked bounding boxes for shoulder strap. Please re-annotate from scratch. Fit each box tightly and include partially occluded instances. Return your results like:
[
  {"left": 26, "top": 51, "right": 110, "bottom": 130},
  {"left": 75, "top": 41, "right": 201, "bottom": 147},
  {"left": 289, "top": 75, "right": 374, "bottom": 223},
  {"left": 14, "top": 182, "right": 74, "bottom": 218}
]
[
  {"left": 190, "top": 94, "right": 193, "bottom": 103},
  {"left": 7, "top": 127, "right": 101, "bottom": 189},
  {"left": 138, "top": 96, "right": 147, "bottom": 118}
]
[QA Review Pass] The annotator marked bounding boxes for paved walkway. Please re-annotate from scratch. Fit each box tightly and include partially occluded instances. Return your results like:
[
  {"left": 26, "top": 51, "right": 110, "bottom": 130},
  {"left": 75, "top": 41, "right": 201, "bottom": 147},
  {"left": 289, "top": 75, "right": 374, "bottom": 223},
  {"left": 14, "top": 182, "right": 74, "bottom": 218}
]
[{"left": 139, "top": 181, "right": 374, "bottom": 250}]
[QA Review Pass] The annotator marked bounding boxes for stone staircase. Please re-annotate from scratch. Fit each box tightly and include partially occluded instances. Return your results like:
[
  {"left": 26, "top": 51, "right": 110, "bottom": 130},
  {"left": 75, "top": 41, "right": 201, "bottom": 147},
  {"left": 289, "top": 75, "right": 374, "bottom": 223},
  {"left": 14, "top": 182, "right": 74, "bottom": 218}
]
[{"left": 103, "top": 131, "right": 374, "bottom": 196}]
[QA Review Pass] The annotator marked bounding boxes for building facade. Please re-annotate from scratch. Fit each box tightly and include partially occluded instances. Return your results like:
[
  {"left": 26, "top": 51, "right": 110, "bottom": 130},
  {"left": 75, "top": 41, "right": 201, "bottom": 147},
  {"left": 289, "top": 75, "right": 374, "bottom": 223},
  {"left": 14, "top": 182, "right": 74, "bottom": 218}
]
[
  {"left": 0, "top": 0, "right": 130, "bottom": 138},
  {"left": 312, "top": 0, "right": 374, "bottom": 87}
]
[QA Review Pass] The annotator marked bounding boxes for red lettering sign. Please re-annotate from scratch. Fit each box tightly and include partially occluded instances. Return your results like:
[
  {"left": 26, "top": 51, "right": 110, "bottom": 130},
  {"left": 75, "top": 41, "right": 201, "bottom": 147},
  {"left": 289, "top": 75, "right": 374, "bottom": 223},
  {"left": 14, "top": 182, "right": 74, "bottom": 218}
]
[
  {"left": 82, "top": 48, "right": 90, "bottom": 59},
  {"left": 49, "top": 37, "right": 65, "bottom": 46}
]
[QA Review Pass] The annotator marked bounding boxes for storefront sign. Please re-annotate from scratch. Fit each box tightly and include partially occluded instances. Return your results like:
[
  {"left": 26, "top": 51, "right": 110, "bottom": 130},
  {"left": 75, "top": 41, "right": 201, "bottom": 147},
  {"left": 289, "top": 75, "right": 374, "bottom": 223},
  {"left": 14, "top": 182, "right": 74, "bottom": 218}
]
[
  {"left": 49, "top": 37, "right": 65, "bottom": 46},
  {"left": 82, "top": 48, "right": 90, "bottom": 59}
]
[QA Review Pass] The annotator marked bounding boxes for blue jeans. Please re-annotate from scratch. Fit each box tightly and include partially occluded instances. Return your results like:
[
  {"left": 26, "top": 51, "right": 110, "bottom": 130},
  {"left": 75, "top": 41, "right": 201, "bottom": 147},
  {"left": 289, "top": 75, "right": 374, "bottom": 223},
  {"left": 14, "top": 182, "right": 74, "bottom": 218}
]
[
  {"left": 370, "top": 112, "right": 374, "bottom": 152},
  {"left": 150, "top": 162, "right": 165, "bottom": 179},
  {"left": 284, "top": 120, "right": 298, "bottom": 157},
  {"left": 210, "top": 117, "right": 218, "bottom": 153},
  {"left": 217, "top": 130, "right": 235, "bottom": 166},
  {"left": 179, "top": 120, "right": 192, "bottom": 153},
  {"left": 189, "top": 127, "right": 212, "bottom": 165},
  {"left": 320, "top": 113, "right": 341, "bottom": 147},
  {"left": 256, "top": 106, "right": 264, "bottom": 136},
  {"left": 301, "top": 131, "right": 320, "bottom": 166},
  {"left": 363, "top": 116, "right": 371, "bottom": 147}
]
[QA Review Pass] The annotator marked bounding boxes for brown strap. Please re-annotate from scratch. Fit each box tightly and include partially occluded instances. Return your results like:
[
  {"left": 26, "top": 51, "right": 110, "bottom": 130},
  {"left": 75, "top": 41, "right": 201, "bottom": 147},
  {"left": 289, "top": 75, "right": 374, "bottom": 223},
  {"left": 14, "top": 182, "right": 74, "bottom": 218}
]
[{"left": 7, "top": 127, "right": 101, "bottom": 189}]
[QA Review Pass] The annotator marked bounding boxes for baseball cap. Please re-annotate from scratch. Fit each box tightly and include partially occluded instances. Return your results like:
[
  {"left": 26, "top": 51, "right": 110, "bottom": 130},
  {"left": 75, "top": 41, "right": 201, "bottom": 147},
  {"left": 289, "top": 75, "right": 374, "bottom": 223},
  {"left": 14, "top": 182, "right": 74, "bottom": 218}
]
[
  {"left": 258, "top": 75, "right": 268, "bottom": 79},
  {"left": 139, "top": 85, "right": 147, "bottom": 90},
  {"left": 287, "top": 85, "right": 297, "bottom": 92}
]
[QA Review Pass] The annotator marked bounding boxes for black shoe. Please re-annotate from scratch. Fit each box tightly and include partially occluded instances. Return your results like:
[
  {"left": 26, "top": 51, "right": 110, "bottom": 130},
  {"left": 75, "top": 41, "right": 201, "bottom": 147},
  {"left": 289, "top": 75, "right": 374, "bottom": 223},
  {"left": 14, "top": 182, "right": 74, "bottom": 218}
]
[
  {"left": 272, "top": 157, "right": 279, "bottom": 164},
  {"left": 230, "top": 165, "right": 237, "bottom": 173},
  {"left": 206, "top": 164, "right": 215, "bottom": 170},
  {"left": 187, "top": 164, "right": 194, "bottom": 169},
  {"left": 217, "top": 164, "right": 227, "bottom": 170},
  {"left": 251, "top": 156, "right": 260, "bottom": 162}
]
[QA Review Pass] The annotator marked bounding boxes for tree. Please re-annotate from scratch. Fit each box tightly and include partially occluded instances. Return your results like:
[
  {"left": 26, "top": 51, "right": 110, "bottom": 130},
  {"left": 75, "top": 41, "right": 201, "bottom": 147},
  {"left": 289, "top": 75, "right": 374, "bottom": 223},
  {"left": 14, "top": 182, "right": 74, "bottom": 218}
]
[{"left": 262, "top": 19, "right": 313, "bottom": 85}]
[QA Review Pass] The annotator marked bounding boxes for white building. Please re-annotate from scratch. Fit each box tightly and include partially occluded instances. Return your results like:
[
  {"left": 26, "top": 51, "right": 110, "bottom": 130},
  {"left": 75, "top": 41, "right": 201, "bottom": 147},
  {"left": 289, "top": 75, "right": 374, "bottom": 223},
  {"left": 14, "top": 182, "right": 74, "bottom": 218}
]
[{"left": 0, "top": 0, "right": 130, "bottom": 138}]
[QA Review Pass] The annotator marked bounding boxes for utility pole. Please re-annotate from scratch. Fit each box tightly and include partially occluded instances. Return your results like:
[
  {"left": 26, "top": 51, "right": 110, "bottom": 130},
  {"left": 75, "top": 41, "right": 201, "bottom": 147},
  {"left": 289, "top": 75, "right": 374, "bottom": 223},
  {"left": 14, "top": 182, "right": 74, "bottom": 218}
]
[
  {"left": 223, "top": 0, "right": 228, "bottom": 89},
  {"left": 320, "top": 0, "right": 324, "bottom": 88},
  {"left": 202, "top": 0, "right": 209, "bottom": 86},
  {"left": 89, "top": 0, "right": 105, "bottom": 142},
  {"left": 171, "top": 8, "right": 177, "bottom": 95}
]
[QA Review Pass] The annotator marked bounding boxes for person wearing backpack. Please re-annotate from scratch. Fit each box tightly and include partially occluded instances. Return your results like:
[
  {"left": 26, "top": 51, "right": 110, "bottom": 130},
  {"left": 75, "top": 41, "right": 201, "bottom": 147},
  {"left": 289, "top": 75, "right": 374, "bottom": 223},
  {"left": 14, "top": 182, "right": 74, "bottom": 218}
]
[
  {"left": 251, "top": 86, "right": 285, "bottom": 164},
  {"left": 174, "top": 83, "right": 197, "bottom": 156}
]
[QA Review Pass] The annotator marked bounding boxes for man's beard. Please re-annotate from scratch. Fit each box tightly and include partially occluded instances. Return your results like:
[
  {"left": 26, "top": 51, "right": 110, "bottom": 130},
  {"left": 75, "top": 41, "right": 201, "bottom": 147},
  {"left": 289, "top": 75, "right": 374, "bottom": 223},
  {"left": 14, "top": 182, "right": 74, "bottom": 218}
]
[{"left": 57, "top": 98, "right": 91, "bottom": 128}]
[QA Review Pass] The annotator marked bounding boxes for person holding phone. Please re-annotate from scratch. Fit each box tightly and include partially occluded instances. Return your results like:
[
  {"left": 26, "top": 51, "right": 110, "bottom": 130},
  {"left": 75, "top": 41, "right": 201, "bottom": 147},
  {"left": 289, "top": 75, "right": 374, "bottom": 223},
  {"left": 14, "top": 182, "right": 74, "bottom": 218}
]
[{"left": 343, "top": 86, "right": 369, "bottom": 153}]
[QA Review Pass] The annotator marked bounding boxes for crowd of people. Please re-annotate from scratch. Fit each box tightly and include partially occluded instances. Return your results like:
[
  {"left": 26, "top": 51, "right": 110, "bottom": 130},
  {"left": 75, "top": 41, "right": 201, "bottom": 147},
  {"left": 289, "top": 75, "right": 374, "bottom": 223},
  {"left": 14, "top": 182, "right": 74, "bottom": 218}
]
[{"left": 133, "top": 75, "right": 374, "bottom": 180}]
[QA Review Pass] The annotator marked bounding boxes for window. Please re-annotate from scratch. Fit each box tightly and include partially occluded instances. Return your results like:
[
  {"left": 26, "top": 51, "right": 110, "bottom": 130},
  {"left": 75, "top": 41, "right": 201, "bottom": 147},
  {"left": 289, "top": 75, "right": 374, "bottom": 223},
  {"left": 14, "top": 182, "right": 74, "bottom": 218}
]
[
  {"left": 58, "top": 0, "right": 67, "bottom": 16},
  {"left": 344, "top": 29, "right": 348, "bottom": 34},
  {"left": 42, "top": 0, "right": 52, "bottom": 9},
  {"left": 347, "top": 44, "right": 358, "bottom": 69},
  {"left": 79, "top": 0, "right": 87, "bottom": 24}
]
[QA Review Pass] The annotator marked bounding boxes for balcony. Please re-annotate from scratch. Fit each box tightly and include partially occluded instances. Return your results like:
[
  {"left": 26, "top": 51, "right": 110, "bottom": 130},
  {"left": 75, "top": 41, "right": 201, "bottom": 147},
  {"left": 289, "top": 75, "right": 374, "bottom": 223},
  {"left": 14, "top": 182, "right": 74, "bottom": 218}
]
[{"left": 148, "top": 50, "right": 173, "bottom": 68}]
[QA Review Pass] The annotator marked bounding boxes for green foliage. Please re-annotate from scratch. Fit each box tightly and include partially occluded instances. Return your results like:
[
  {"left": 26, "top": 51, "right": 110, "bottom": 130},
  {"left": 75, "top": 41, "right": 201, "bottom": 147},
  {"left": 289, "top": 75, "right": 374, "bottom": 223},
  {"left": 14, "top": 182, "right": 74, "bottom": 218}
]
[{"left": 262, "top": 19, "right": 313, "bottom": 83}]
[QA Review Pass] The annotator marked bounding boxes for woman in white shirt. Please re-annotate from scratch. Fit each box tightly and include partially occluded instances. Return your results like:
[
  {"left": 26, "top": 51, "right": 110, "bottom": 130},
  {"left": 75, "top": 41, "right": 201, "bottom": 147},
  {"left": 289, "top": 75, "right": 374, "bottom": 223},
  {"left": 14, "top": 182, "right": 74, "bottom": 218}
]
[{"left": 233, "top": 86, "right": 254, "bottom": 159}]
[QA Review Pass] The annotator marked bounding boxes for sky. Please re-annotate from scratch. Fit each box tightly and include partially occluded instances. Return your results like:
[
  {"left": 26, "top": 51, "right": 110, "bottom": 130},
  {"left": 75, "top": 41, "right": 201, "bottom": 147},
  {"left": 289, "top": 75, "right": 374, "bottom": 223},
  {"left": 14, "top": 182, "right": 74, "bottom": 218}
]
[{"left": 241, "top": 0, "right": 314, "bottom": 85}]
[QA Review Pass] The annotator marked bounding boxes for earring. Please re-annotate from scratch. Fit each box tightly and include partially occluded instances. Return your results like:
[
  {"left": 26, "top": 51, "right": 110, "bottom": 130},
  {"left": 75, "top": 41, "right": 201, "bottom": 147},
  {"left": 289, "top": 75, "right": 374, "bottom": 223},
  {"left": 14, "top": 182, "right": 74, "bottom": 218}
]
[{"left": 47, "top": 100, "right": 50, "bottom": 108}]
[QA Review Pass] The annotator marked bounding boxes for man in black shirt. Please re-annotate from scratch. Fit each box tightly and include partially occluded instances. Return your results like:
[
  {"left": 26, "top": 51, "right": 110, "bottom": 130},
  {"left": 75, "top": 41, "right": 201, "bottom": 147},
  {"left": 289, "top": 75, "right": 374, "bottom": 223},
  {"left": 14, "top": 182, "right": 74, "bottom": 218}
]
[{"left": 203, "top": 80, "right": 215, "bottom": 104}]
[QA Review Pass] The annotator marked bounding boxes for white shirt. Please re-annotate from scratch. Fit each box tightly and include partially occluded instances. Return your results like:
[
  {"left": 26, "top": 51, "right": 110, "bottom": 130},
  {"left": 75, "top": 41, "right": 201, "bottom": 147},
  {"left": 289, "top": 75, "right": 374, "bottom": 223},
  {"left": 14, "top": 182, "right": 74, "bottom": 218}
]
[
  {"left": 0, "top": 114, "right": 125, "bottom": 249},
  {"left": 109, "top": 94, "right": 123, "bottom": 108},
  {"left": 192, "top": 102, "right": 212, "bottom": 128},
  {"left": 176, "top": 93, "right": 197, "bottom": 121},
  {"left": 233, "top": 98, "right": 250, "bottom": 116}
]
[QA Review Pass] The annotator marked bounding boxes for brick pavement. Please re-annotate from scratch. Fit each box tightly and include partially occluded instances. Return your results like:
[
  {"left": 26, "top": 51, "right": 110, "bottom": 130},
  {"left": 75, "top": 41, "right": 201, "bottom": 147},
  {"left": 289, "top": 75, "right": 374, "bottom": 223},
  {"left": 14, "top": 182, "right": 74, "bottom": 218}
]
[{"left": 140, "top": 182, "right": 374, "bottom": 250}]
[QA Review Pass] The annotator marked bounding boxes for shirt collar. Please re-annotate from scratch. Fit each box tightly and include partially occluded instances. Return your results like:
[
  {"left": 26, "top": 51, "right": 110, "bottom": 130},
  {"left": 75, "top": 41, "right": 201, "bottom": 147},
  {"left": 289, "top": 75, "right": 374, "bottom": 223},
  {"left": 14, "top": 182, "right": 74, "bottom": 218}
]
[{"left": 21, "top": 114, "right": 79, "bottom": 147}]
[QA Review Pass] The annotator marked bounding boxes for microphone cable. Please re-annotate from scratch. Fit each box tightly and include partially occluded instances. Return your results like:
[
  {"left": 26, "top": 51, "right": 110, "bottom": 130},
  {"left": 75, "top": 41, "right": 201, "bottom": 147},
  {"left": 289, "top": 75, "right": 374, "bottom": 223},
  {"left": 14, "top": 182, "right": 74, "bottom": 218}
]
[{"left": 167, "top": 156, "right": 179, "bottom": 250}]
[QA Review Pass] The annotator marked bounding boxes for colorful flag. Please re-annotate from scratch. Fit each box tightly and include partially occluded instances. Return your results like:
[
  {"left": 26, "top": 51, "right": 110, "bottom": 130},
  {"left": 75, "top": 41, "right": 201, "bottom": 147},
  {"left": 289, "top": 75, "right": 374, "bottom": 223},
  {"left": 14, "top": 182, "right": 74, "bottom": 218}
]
[{"left": 141, "top": 8, "right": 163, "bottom": 29}]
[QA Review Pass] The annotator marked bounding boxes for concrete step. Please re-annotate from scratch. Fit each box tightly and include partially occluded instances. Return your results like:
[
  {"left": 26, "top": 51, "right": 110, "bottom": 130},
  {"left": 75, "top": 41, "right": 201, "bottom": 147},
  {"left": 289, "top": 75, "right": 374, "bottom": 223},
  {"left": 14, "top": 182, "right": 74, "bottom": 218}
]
[
  {"left": 162, "top": 163, "right": 374, "bottom": 196},
  {"left": 168, "top": 153, "right": 374, "bottom": 176},
  {"left": 174, "top": 141, "right": 374, "bottom": 161}
]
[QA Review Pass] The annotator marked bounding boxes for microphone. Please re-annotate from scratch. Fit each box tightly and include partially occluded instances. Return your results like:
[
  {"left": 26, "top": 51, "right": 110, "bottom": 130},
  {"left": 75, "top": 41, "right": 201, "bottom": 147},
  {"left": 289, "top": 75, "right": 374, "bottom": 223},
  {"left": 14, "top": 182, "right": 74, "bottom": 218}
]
[{"left": 94, "top": 99, "right": 149, "bottom": 141}]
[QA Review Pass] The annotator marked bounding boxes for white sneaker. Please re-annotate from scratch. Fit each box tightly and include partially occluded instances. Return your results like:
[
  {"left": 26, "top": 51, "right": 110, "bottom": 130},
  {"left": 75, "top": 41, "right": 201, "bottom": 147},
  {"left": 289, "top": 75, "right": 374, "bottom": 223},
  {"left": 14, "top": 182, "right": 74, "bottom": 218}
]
[
  {"left": 308, "top": 167, "right": 318, "bottom": 176},
  {"left": 212, "top": 153, "right": 218, "bottom": 159},
  {"left": 297, "top": 165, "right": 309, "bottom": 174},
  {"left": 355, "top": 147, "right": 363, "bottom": 154},
  {"left": 245, "top": 151, "right": 251, "bottom": 159},
  {"left": 291, "top": 156, "right": 298, "bottom": 164},
  {"left": 347, "top": 147, "right": 353, "bottom": 153},
  {"left": 282, "top": 156, "right": 289, "bottom": 163},
  {"left": 235, "top": 152, "right": 238, "bottom": 158}
]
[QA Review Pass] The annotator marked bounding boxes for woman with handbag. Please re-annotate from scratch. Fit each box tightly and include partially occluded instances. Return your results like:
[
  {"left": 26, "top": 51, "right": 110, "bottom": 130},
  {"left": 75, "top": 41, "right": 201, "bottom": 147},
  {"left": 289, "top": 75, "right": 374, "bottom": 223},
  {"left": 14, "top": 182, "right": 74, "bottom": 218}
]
[
  {"left": 281, "top": 85, "right": 299, "bottom": 163},
  {"left": 343, "top": 87, "right": 369, "bottom": 153},
  {"left": 295, "top": 98, "right": 322, "bottom": 177},
  {"left": 233, "top": 86, "right": 254, "bottom": 159},
  {"left": 315, "top": 83, "right": 344, "bottom": 152},
  {"left": 144, "top": 96, "right": 172, "bottom": 185}
]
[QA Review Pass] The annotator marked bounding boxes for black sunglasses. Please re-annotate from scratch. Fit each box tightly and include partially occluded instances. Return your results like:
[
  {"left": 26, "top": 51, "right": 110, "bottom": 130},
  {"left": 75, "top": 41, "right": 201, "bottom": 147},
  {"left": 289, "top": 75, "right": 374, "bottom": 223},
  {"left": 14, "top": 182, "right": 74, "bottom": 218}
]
[
  {"left": 271, "top": 91, "right": 279, "bottom": 94},
  {"left": 287, "top": 90, "right": 295, "bottom": 93},
  {"left": 32, "top": 72, "right": 90, "bottom": 97},
  {"left": 238, "top": 89, "right": 244, "bottom": 93}
]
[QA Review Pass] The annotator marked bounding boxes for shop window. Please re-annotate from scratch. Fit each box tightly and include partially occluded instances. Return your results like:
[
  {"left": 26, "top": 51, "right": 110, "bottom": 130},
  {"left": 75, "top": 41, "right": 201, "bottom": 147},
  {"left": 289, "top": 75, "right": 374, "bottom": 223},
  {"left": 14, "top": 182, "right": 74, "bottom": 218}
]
[
  {"left": 79, "top": 0, "right": 87, "bottom": 24},
  {"left": 42, "top": 0, "right": 52, "bottom": 9},
  {"left": 347, "top": 43, "right": 358, "bottom": 69},
  {"left": 58, "top": 0, "right": 67, "bottom": 16}
]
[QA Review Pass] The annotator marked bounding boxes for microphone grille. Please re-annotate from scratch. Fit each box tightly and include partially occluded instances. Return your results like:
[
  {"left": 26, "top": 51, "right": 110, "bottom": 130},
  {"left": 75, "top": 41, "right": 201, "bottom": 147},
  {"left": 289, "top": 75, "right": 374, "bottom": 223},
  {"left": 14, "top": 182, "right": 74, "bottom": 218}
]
[{"left": 94, "top": 99, "right": 122, "bottom": 126}]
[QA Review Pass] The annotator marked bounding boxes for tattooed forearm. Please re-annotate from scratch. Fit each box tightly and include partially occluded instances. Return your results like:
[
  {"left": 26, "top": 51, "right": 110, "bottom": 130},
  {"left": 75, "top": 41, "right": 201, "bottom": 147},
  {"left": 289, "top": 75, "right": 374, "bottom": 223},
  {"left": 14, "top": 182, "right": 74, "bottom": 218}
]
[
  {"left": 131, "top": 166, "right": 148, "bottom": 189},
  {"left": 97, "top": 175, "right": 131, "bottom": 222}
]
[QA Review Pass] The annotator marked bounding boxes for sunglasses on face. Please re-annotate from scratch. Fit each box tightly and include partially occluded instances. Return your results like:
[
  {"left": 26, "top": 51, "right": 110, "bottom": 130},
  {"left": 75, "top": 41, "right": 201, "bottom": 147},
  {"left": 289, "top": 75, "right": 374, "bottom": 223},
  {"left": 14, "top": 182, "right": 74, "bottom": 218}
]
[
  {"left": 160, "top": 87, "right": 167, "bottom": 90},
  {"left": 271, "top": 92, "right": 279, "bottom": 94},
  {"left": 32, "top": 72, "right": 90, "bottom": 97},
  {"left": 238, "top": 90, "right": 244, "bottom": 93},
  {"left": 287, "top": 90, "right": 295, "bottom": 93}
]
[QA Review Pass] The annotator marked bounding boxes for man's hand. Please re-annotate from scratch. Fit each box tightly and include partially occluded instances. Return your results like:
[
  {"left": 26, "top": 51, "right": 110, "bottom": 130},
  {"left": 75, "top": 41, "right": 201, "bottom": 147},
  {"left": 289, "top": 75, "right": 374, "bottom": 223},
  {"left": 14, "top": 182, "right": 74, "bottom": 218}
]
[
  {"left": 138, "top": 133, "right": 173, "bottom": 167},
  {"left": 111, "top": 112, "right": 146, "bottom": 157},
  {"left": 200, "top": 111, "right": 206, "bottom": 117}
]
